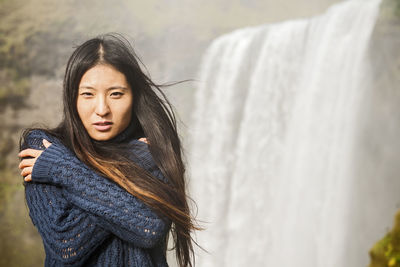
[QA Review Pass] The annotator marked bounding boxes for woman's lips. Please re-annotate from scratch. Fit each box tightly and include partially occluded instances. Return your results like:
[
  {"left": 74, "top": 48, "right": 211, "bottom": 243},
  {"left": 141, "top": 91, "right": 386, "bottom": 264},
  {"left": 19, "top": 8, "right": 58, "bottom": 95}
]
[{"left": 93, "top": 122, "right": 113, "bottom": 131}]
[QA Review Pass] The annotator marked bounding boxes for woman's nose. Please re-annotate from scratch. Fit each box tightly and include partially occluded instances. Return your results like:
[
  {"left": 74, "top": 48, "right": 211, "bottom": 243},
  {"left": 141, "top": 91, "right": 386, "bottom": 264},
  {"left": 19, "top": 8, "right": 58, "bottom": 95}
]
[{"left": 95, "top": 97, "right": 110, "bottom": 117}]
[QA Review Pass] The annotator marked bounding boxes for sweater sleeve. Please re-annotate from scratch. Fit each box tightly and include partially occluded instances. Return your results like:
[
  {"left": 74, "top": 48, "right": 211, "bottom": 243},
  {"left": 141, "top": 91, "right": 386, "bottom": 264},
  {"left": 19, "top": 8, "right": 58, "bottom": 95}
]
[
  {"left": 24, "top": 130, "right": 170, "bottom": 249},
  {"left": 25, "top": 183, "right": 110, "bottom": 266},
  {"left": 21, "top": 130, "right": 110, "bottom": 265}
]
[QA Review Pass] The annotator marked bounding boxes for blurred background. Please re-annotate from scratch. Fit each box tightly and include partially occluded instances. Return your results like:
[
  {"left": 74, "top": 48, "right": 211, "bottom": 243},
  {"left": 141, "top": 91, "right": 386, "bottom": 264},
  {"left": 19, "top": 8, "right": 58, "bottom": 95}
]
[{"left": 0, "top": 0, "right": 399, "bottom": 266}]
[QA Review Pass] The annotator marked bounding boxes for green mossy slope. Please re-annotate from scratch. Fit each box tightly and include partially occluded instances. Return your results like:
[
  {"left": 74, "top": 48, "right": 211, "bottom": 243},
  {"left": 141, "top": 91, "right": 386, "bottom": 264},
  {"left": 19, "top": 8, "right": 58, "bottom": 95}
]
[{"left": 370, "top": 211, "right": 400, "bottom": 267}]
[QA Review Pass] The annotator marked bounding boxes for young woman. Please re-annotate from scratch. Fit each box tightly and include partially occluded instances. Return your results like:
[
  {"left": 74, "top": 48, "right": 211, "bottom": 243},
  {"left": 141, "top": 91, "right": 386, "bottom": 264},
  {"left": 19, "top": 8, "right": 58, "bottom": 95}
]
[{"left": 18, "top": 33, "right": 200, "bottom": 267}]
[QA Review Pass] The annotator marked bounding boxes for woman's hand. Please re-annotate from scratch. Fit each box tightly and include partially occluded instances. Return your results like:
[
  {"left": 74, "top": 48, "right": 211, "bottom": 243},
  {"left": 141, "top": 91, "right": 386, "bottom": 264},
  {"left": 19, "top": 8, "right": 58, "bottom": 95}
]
[
  {"left": 138, "top": 137, "right": 149, "bottom": 144},
  {"left": 18, "top": 139, "right": 52, "bottom": 182}
]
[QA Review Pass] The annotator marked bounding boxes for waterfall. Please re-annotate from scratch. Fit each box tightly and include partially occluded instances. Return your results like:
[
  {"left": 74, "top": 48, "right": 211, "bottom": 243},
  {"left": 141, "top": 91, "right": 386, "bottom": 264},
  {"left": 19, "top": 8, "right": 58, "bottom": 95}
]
[{"left": 188, "top": 0, "right": 382, "bottom": 266}]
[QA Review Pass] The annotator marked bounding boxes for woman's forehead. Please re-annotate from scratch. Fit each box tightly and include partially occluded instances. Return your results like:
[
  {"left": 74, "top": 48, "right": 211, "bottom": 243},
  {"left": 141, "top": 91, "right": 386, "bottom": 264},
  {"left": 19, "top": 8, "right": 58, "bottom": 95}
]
[{"left": 79, "top": 64, "right": 130, "bottom": 89}]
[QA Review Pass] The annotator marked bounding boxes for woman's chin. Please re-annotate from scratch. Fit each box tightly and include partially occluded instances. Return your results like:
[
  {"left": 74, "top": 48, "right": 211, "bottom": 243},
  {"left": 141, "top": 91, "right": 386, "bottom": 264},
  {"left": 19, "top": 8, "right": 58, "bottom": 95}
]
[{"left": 88, "top": 131, "right": 116, "bottom": 141}]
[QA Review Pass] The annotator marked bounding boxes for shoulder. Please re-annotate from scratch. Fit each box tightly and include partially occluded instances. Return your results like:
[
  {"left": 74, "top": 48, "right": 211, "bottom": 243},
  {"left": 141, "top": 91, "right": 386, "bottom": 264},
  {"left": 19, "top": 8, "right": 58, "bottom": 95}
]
[
  {"left": 127, "top": 139, "right": 168, "bottom": 183},
  {"left": 22, "top": 129, "right": 62, "bottom": 150},
  {"left": 128, "top": 139, "right": 152, "bottom": 161},
  {"left": 24, "top": 129, "right": 56, "bottom": 141},
  {"left": 127, "top": 139, "right": 154, "bottom": 168}
]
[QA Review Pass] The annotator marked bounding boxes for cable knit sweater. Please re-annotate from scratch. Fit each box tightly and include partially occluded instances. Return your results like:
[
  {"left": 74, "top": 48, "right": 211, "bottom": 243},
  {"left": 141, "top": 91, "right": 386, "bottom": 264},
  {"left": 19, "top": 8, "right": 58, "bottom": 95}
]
[{"left": 21, "top": 126, "right": 171, "bottom": 267}]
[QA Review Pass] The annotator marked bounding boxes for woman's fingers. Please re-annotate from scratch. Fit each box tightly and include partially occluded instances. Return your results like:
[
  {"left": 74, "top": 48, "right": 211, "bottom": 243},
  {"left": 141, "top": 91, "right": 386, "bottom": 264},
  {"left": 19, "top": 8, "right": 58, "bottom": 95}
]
[
  {"left": 18, "top": 148, "right": 42, "bottom": 158},
  {"left": 43, "top": 139, "right": 52, "bottom": 148},
  {"left": 18, "top": 144, "right": 48, "bottom": 182},
  {"left": 18, "top": 158, "right": 35, "bottom": 169},
  {"left": 24, "top": 174, "right": 32, "bottom": 182},
  {"left": 20, "top": 166, "right": 33, "bottom": 177},
  {"left": 139, "top": 137, "right": 149, "bottom": 144}
]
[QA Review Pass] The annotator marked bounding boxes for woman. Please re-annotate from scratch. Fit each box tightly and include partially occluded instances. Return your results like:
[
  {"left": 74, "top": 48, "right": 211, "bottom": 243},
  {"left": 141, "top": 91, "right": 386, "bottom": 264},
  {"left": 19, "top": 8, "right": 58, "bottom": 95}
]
[{"left": 18, "top": 33, "right": 200, "bottom": 267}]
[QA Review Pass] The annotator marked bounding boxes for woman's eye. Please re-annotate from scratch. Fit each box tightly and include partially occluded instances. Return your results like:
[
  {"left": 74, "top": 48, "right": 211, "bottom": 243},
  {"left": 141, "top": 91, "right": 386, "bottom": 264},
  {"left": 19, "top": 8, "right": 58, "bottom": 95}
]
[
  {"left": 80, "top": 92, "right": 93, "bottom": 97},
  {"left": 110, "top": 92, "right": 124, "bottom": 97}
]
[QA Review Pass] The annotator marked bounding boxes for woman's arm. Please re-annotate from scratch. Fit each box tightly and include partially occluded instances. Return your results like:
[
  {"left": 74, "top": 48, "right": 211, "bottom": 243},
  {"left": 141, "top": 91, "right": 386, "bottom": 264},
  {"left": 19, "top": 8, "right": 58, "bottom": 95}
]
[
  {"left": 25, "top": 182, "right": 110, "bottom": 265},
  {"left": 20, "top": 130, "right": 170, "bottom": 248},
  {"left": 21, "top": 131, "right": 110, "bottom": 265}
]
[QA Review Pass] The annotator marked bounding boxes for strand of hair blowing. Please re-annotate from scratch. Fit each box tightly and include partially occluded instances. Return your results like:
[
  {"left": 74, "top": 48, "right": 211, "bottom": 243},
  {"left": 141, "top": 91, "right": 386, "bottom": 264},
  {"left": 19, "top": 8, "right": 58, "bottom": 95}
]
[{"left": 136, "top": 76, "right": 199, "bottom": 267}]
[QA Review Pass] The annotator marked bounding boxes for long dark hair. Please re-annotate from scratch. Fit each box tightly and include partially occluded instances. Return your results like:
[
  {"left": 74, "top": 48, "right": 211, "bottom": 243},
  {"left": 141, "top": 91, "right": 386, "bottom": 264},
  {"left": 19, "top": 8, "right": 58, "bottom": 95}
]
[{"left": 21, "top": 33, "right": 202, "bottom": 267}]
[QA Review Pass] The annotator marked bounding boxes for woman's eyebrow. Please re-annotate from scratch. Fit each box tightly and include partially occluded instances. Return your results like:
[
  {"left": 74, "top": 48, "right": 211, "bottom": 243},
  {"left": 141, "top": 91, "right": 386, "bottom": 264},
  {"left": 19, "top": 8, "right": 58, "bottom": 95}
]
[
  {"left": 78, "top": 86, "right": 129, "bottom": 90},
  {"left": 78, "top": 86, "right": 95, "bottom": 90},
  {"left": 107, "top": 86, "right": 129, "bottom": 90}
]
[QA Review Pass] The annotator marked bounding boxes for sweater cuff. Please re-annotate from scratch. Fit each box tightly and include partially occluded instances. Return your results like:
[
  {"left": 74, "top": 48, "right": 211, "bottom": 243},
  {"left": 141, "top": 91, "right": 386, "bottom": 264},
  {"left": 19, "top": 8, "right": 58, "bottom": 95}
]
[{"left": 31, "top": 144, "right": 67, "bottom": 184}]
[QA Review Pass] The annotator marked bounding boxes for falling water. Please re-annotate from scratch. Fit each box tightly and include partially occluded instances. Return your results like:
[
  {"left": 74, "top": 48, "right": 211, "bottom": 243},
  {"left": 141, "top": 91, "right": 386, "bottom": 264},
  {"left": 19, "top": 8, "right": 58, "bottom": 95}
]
[{"left": 188, "top": 0, "right": 382, "bottom": 266}]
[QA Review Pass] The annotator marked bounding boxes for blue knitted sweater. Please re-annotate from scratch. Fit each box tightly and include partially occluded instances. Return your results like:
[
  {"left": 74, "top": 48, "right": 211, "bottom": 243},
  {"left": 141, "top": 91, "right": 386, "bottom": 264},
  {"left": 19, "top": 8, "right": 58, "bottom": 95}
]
[{"left": 21, "top": 126, "right": 171, "bottom": 267}]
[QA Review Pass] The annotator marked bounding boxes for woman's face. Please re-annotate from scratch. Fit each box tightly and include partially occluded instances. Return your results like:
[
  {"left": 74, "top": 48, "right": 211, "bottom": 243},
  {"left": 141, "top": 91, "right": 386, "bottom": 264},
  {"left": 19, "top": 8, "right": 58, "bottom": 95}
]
[{"left": 77, "top": 64, "right": 133, "bottom": 141}]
